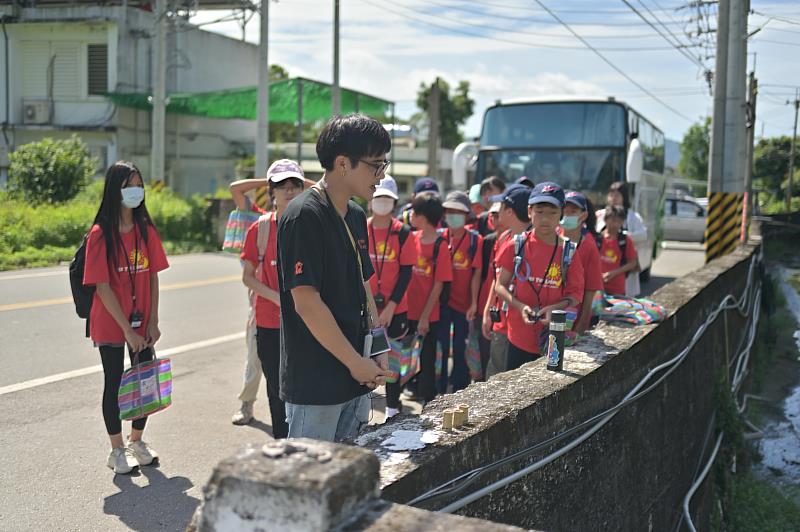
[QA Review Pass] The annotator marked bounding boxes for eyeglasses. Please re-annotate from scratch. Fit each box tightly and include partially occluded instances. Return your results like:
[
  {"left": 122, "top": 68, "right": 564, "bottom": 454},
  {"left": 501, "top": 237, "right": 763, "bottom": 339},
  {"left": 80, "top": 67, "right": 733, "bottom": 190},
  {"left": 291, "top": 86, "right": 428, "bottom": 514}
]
[{"left": 359, "top": 159, "right": 391, "bottom": 177}]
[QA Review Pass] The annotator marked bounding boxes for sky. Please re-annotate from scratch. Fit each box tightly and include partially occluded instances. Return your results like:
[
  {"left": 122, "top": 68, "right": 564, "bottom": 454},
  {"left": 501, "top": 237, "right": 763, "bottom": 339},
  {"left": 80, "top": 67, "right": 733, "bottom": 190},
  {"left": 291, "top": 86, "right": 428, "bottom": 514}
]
[{"left": 189, "top": 0, "right": 800, "bottom": 143}]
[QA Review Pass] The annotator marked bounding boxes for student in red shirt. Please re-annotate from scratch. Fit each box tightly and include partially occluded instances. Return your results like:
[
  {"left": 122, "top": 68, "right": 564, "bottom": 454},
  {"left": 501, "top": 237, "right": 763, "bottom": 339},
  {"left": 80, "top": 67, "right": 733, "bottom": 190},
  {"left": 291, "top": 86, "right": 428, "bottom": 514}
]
[
  {"left": 240, "top": 160, "right": 305, "bottom": 439},
  {"left": 407, "top": 192, "right": 453, "bottom": 403},
  {"left": 495, "top": 182, "right": 584, "bottom": 371},
  {"left": 367, "top": 175, "right": 416, "bottom": 419},
  {"left": 599, "top": 205, "right": 639, "bottom": 296},
  {"left": 82, "top": 161, "right": 169, "bottom": 475},
  {"left": 437, "top": 190, "right": 483, "bottom": 393},
  {"left": 481, "top": 184, "right": 532, "bottom": 377},
  {"left": 561, "top": 191, "right": 604, "bottom": 333}
]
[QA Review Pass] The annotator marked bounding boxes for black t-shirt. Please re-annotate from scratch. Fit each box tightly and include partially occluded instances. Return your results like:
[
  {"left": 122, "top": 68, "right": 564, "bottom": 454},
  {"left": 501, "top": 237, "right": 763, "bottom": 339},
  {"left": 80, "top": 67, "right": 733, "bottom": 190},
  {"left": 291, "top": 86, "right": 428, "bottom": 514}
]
[{"left": 277, "top": 188, "right": 375, "bottom": 405}]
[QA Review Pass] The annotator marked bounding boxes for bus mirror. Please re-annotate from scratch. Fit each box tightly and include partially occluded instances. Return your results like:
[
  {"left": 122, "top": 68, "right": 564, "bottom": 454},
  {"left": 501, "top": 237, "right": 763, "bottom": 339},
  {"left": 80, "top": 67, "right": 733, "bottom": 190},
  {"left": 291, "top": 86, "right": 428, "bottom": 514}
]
[
  {"left": 452, "top": 141, "right": 479, "bottom": 189},
  {"left": 626, "top": 138, "right": 644, "bottom": 184}
]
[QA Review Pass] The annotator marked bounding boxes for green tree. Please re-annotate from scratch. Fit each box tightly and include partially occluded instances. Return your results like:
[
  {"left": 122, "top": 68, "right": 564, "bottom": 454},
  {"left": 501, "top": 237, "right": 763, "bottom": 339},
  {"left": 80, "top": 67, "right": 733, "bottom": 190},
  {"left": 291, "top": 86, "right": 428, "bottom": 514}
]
[
  {"left": 753, "top": 136, "right": 793, "bottom": 197},
  {"left": 416, "top": 78, "right": 475, "bottom": 149},
  {"left": 678, "top": 117, "right": 711, "bottom": 181},
  {"left": 8, "top": 135, "right": 98, "bottom": 203},
  {"left": 269, "top": 64, "right": 290, "bottom": 82}
]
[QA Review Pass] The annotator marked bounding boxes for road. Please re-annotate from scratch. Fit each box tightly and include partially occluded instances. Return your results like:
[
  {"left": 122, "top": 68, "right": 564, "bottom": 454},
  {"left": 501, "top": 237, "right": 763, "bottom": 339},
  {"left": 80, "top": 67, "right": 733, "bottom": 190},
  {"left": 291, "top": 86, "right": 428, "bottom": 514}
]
[{"left": 0, "top": 243, "right": 705, "bottom": 531}]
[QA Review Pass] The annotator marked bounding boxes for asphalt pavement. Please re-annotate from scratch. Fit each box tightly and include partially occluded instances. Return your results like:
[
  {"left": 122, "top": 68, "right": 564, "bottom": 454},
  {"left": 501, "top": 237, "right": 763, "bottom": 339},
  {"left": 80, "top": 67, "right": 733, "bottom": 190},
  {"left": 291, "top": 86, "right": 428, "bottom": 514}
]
[{"left": 0, "top": 243, "right": 706, "bottom": 531}]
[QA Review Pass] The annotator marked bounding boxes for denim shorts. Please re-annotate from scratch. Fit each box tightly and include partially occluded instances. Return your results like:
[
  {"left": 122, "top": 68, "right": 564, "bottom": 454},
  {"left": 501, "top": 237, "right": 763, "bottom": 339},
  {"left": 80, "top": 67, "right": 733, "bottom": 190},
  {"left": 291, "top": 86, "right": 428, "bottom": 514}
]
[{"left": 285, "top": 394, "right": 370, "bottom": 443}]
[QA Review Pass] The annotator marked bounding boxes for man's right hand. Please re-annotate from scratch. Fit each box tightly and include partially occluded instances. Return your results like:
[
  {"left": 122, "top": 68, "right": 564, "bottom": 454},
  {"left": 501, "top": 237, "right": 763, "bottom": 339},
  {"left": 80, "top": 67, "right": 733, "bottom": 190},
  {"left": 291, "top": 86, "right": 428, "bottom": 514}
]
[{"left": 349, "top": 356, "right": 389, "bottom": 389}]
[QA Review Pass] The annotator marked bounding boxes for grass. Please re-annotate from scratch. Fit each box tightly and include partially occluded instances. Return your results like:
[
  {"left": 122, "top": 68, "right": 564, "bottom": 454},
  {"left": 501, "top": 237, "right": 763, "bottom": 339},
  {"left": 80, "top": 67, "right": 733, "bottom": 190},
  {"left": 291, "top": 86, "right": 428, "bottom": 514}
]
[{"left": 726, "top": 473, "right": 800, "bottom": 531}]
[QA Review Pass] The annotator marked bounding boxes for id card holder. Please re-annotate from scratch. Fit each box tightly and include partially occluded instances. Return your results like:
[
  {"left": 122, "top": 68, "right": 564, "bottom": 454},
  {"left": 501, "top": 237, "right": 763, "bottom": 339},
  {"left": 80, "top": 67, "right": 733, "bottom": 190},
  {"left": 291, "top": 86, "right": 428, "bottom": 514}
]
[
  {"left": 129, "top": 310, "right": 144, "bottom": 329},
  {"left": 362, "top": 332, "right": 373, "bottom": 358},
  {"left": 368, "top": 327, "right": 391, "bottom": 357}
]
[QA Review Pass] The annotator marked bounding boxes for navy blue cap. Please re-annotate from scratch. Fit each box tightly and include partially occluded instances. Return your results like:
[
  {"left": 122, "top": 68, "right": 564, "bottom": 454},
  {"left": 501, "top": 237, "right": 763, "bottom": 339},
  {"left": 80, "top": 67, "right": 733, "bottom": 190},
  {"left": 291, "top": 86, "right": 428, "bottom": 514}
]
[
  {"left": 490, "top": 183, "right": 531, "bottom": 218},
  {"left": 414, "top": 177, "right": 439, "bottom": 195},
  {"left": 564, "top": 190, "right": 587, "bottom": 211},
  {"left": 528, "top": 181, "right": 565, "bottom": 208},
  {"left": 516, "top": 176, "right": 535, "bottom": 188}
]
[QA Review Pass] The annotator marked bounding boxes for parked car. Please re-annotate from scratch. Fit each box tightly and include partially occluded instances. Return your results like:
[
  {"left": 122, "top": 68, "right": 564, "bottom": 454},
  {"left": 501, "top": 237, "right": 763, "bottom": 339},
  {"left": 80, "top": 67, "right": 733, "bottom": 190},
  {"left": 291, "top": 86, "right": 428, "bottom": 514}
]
[{"left": 664, "top": 196, "right": 706, "bottom": 242}]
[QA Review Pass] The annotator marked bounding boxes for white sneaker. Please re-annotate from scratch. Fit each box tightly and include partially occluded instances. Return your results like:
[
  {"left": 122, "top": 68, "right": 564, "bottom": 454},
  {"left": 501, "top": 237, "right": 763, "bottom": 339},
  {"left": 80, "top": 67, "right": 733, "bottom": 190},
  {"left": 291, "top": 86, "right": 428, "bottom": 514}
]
[
  {"left": 127, "top": 439, "right": 158, "bottom": 466},
  {"left": 231, "top": 401, "right": 254, "bottom": 425},
  {"left": 384, "top": 407, "right": 400, "bottom": 422},
  {"left": 107, "top": 447, "right": 138, "bottom": 474}
]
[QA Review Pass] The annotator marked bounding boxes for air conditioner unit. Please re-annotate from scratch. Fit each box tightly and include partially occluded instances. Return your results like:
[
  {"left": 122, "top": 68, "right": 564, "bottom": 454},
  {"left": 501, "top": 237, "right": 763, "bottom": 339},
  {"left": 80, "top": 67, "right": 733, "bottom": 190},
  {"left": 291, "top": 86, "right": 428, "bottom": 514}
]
[{"left": 22, "top": 100, "right": 51, "bottom": 125}]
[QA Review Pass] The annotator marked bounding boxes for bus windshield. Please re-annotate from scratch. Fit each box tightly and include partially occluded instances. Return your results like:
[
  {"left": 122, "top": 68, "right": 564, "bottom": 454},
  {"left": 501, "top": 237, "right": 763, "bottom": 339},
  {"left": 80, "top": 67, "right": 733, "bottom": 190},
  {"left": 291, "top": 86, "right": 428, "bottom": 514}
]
[
  {"left": 480, "top": 102, "right": 626, "bottom": 148},
  {"left": 477, "top": 148, "right": 623, "bottom": 199}
]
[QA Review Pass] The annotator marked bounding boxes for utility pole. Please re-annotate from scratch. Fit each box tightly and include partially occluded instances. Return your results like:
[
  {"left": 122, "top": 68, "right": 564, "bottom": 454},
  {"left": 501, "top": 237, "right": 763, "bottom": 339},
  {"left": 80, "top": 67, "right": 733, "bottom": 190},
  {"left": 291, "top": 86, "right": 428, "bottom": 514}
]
[
  {"left": 332, "top": 0, "right": 340, "bottom": 116},
  {"left": 151, "top": 0, "right": 167, "bottom": 185},
  {"left": 705, "top": 0, "right": 750, "bottom": 263},
  {"left": 426, "top": 79, "right": 441, "bottom": 183},
  {"left": 743, "top": 72, "right": 756, "bottom": 232},
  {"left": 788, "top": 89, "right": 799, "bottom": 212},
  {"left": 707, "top": 0, "right": 729, "bottom": 193},
  {"left": 256, "top": 0, "right": 270, "bottom": 178}
]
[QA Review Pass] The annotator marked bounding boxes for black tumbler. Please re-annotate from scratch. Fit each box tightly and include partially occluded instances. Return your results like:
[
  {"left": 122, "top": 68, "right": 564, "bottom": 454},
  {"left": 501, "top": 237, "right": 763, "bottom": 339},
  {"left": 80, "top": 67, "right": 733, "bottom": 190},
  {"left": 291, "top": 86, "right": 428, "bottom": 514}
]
[{"left": 546, "top": 310, "right": 567, "bottom": 371}]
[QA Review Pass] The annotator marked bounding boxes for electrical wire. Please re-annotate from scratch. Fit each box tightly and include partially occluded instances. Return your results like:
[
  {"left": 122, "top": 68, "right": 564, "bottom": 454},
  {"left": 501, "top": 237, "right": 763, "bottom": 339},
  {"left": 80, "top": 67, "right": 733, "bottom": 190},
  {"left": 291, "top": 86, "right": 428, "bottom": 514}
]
[
  {"left": 408, "top": 252, "right": 761, "bottom": 511},
  {"left": 620, "top": 0, "right": 705, "bottom": 68},
  {"left": 360, "top": 0, "right": 697, "bottom": 51},
  {"left": 529, "top": 0, "right": 695, "bottom": 122}
]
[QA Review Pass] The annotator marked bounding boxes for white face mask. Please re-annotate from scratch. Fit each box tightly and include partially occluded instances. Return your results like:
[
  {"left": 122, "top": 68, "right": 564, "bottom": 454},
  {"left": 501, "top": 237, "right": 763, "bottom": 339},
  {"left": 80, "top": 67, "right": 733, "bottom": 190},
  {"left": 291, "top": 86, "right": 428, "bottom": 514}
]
[
  {"left": 371, "top": 197, "right": 394, "bottom": 216},
  {"left": 121, "top": 187, "right": 145, "bottom": 209}
]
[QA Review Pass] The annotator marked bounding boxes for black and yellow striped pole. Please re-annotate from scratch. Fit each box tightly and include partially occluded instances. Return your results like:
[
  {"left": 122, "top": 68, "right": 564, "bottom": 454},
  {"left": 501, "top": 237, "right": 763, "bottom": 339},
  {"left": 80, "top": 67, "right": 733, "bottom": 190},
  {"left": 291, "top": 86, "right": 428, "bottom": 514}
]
[
  {"left": 704, "top": 192, "right": 744, "bottom": 262},
  {"left": 254, "top": 185, "right": 270, "bottom": 210},
  {"left": 150, "top": 179, "right": 166, "bottom": 193}
]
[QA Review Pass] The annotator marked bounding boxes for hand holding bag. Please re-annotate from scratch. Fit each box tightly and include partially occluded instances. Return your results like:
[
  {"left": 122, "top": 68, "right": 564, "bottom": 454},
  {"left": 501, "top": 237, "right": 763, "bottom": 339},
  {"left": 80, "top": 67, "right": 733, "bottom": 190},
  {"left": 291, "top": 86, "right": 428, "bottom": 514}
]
[{"left": 118, "top": 349, "right": 173, "bottom": 421}]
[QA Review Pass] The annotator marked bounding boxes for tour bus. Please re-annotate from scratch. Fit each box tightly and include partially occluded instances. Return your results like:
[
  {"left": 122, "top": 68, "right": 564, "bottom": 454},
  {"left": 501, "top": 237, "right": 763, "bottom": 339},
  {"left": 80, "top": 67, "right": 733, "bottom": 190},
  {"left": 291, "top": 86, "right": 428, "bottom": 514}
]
[{"left": 453, "top": 97, "right": 666, "bottom": 279}]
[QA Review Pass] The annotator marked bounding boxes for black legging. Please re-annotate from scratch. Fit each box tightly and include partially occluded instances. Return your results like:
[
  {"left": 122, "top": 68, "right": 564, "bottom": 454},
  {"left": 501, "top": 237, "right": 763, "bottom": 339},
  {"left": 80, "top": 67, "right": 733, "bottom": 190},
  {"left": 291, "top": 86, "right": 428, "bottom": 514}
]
[
  {"left": 385, "top": 317, "right": 438, "bottom": 405},
  {"left": 99, "top": 345, "right": 153, "bottom": 435},
  {"left": 505, "top": 341, "right": 542, "bottom": 372},
  {"left": 256, "top": 327, "right": 288, "bottom": 439}
]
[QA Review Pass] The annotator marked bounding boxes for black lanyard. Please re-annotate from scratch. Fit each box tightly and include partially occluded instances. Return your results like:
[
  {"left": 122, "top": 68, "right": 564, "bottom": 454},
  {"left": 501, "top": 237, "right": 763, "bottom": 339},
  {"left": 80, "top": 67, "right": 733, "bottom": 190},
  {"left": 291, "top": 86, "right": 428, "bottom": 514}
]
[
  {"left": 369, "top": 221, "right": 392, "bottom": 293},
  {"left": 448, "top": 228, "right": 468, "bottom": 259},
  {"left": 525, "top": 237, "right": 559, "bottom": 309},
  {"left": 119, "top": 226, "right": 140, "bottom": 311}
]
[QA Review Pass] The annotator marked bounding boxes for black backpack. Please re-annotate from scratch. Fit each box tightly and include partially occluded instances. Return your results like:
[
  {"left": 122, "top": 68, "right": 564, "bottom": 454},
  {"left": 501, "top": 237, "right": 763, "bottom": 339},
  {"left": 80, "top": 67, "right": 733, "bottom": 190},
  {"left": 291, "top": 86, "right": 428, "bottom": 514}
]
[
  {"left": 595, "top": 230, "right": 629, "bottom": 266},
  {"left": 69, "top": 234, "right": 95, "bottom": 327}
]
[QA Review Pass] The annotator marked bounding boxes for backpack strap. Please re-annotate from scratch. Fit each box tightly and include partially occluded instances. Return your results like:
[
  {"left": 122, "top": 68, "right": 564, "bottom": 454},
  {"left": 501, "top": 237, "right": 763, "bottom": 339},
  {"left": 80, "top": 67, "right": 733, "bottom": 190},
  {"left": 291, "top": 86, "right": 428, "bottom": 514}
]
[
  {"left": 397, "top": 222, "right": 412, "bottom": 249},
  {"left": 255, "top": 212, "right": 273, "bottom": 276},
  {"left": 467, "top": 229, "right": 479, "bottom": 261},
  {"left": 618, "top": 230, "right": 628, "bottom": 266},
  {"left": 432, "top": 235, "right": 445, "bottom": 274},
  {"left": 512, "top": 231, "right": 527, "bottom": 281},
  {"left": 560, "top": 237, "right": 576, "bottom": 291}
]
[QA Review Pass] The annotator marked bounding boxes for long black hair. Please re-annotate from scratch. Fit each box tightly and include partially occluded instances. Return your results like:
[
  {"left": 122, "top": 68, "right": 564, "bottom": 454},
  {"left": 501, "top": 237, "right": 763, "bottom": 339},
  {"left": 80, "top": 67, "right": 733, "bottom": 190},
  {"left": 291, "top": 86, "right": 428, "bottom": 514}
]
[
  {"left": 92, "top": 161, "right": 154, "bottom": 268},
  {"left": 608, "top": 181, "right": 631, "bottom": 215},
  {"left": 584, "top": 197, "right": 599, "bottom": 239}
]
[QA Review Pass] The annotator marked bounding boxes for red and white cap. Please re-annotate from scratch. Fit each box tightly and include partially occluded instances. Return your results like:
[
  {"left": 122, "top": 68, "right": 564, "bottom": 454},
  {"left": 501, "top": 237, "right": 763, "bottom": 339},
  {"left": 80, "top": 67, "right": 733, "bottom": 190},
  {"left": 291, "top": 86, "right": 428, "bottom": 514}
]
[{"left": 267, "top": 159, "right": 305, "bottom": 183}]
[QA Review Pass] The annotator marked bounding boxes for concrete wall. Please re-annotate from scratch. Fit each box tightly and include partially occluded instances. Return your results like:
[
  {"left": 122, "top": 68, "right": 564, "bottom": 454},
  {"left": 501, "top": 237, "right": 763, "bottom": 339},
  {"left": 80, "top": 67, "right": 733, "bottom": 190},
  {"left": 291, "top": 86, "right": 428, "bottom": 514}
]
[
  {"left": 193, "top": 243, "right": 760, "bottom": 530},
  {"left": 355, "top": 244, "right": 760, "bottom": 530}
]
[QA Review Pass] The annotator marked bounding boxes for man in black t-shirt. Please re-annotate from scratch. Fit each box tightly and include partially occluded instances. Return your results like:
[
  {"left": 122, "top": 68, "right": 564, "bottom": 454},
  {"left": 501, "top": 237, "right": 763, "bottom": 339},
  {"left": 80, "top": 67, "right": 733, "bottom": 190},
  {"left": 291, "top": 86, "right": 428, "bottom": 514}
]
[{"left": 277, "top": 114, "right": 391, "bottom": 442}]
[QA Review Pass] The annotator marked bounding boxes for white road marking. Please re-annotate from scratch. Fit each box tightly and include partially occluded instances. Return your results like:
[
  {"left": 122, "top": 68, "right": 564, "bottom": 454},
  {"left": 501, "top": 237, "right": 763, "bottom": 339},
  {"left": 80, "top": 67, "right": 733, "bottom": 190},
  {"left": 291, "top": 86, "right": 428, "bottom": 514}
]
[
  {"left": 0, "top": 331, "right": 245, "bottom": 396},
  {"left": 0, "top": 269, "right": 66, "bottom": 281}
]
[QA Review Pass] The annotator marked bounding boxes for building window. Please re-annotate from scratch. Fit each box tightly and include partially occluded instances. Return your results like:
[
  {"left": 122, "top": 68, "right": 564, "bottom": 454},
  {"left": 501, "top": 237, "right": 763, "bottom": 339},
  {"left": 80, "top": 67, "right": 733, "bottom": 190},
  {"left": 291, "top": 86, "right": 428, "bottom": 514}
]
[{"left": 87, "top": 44, "right": 108, "bottom": 96}]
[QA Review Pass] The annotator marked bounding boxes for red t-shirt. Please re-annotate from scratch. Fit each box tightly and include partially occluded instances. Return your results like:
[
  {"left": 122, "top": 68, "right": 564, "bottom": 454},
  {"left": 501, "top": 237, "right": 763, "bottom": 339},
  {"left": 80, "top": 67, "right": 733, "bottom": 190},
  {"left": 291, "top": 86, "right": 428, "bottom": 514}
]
[
  {"left": 440, "top": 228, "right": 483, "bottom": 314},
  {"left": 490, "top": 231, "right": 516, "bottom": 334},
  {"left": 572, "top": 232, "right": 604, "bottom": 329},
  {"left": 407, "top": 234, "right": 453, "bottom": 322},
  {"left": 599, "top": 233, "right": 637, "bottom": 296},
  {"left": 83, "top": 224, "right": 169, "bottom": 344},
  {"left": 497, "top": 233, "right": 585, "bottom": 354},
  {"left": 241, "top": 215, "right": 280, "bottom": 329},
  {"left": 367, "top": 217, "right": 417, "bottom": 315}
]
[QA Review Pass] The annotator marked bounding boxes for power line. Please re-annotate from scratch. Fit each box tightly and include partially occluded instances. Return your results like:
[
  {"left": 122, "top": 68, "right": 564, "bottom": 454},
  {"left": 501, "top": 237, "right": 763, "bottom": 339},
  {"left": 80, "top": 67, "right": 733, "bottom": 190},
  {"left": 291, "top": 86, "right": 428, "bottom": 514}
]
[
  {"left": 530, "top": 0, "right": 695, "bottom": 122},
  {"left": 620, "top": 0, "right": 705, "bottom": 68},
  {"left": 360, "top": 0, "right": 699, "bottom": 52},
  {"left": 459, "top": 0, "right": 689, "bottom": 18}
]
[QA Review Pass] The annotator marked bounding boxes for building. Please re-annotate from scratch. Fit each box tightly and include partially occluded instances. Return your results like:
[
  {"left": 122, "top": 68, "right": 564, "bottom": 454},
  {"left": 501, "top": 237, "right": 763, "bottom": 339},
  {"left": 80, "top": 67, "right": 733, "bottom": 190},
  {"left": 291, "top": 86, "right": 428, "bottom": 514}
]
[{"left": 1, "top": 1, "right": 258, "bottom": 195}]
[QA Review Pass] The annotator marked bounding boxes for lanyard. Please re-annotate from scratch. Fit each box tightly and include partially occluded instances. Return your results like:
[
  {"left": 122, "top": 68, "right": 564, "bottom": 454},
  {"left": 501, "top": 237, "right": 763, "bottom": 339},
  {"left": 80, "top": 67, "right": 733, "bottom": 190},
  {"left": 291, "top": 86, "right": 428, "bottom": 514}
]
[
  {"left": 119, "top": 226, "right": 140, "bottom": 311},
  {"left": 525, "top": 237, "right": 559, "bottom": 309},
  {"left": 369, "top": 221, "right": 392, "bottom": 292},
  {"left": 448, "top": 228, "right": 468, "bottom": 259}
]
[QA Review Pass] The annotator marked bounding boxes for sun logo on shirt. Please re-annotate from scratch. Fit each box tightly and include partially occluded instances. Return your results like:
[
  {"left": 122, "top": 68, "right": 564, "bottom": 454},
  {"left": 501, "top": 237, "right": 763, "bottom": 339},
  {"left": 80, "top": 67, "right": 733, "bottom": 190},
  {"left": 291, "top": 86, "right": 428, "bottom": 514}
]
[
  {"left": 546, "top": 263, "right": 562, "bottom": 286},
  {"left": 604, "top": 249, "right": 619, "bottom": 262},
  {"left": 375, "top": 241, "right": 397, "bottom": 262},
  {"left": 129, "top": 250, "right": 149, "bottom": 271},
  {"left": 452, "top": 249, "right": 470, "bottom": 270},
  {"left": 416, "top": 255, "right": 433, "bottom": 276}
]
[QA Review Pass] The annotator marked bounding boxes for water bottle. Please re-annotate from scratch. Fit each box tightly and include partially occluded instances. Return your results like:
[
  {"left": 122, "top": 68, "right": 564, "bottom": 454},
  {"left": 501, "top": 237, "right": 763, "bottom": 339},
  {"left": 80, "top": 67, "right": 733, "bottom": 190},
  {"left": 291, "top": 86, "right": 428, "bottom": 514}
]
[{"left": 546, "top": 310, "right": 567, "bottom": 371}]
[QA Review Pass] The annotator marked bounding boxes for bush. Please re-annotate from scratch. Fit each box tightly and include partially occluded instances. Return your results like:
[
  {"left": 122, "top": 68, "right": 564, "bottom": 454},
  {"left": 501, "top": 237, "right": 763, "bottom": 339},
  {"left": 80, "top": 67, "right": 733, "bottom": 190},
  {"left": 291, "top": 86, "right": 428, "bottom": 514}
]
[{"left": 8, "top": 136, "right": 98, "bottom": 203}]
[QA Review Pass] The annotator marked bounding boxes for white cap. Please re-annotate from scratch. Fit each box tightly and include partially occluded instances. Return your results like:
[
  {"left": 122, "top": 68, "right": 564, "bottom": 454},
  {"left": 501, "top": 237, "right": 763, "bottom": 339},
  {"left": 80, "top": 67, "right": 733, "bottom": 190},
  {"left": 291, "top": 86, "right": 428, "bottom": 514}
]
[
  {"left": 489, "top": 202, "right": 502, "bottom": 213},
  {"left": 373, "top": 174, "right": 399, "bottom": 200}
]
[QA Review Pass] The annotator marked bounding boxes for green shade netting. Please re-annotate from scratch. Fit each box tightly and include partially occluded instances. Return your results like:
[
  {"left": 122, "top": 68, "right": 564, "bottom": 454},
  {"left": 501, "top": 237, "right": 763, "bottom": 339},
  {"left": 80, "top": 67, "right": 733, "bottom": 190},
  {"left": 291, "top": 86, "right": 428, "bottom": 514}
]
[{"left": 105, "top": 77, "right": 392, "bottom": 123}]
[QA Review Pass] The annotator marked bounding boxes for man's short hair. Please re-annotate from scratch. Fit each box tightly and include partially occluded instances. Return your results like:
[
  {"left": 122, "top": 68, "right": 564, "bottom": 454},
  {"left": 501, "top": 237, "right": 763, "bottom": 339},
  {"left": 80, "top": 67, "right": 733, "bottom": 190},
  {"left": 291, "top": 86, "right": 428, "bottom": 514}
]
[
  {"left": 316, "top": 114, "right": 392, "bottom": 171},
  {"left": 411, "top": 191, "right": 444, "bottom": 227},
  {"left": 604, "top": 204, "right": 627, "bottom": 221},
  {"left": 479, "top": 176, "right": 506, "bottom": 196}
]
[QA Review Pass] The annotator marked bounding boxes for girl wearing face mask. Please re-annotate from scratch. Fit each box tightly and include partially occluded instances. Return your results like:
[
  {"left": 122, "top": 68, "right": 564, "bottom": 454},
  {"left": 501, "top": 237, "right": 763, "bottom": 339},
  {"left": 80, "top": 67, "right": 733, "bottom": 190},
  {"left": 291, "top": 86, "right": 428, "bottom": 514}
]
[
  {"left": 561, "top": 191, "right": 604, "bottom": 333},
  {"left": 367, "top": 175, "right": 416, "bottom": 419},
  {"left": 82, "top": 161, "right": 169, "bottom": 475},
  {"left": 437, "top": 190, "right": 484, "bottom": 394}
]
